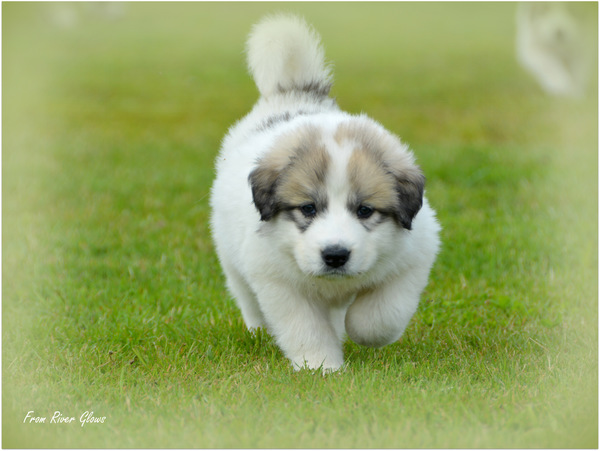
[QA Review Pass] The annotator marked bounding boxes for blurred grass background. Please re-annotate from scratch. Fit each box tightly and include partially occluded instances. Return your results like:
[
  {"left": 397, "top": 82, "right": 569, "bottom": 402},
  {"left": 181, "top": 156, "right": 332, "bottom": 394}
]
[{"left": 3, "top": 2, "right": 598, "bottom": 448}]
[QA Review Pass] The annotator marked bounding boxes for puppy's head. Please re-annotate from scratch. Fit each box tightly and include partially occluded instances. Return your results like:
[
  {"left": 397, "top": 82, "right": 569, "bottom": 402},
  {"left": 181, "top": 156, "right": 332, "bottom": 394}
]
[{"left": 249, "top": 118, "right": 425, "bottom": 277}]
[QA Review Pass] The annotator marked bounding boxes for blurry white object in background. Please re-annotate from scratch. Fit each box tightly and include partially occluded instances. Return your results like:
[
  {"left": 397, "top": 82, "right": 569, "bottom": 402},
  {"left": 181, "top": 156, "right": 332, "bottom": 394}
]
[
  {"left": 49, "top": 2, "right": 125, "bottom": 29},
  {"left": 516, "top": 2, "right": 595, "bottom": 97}
]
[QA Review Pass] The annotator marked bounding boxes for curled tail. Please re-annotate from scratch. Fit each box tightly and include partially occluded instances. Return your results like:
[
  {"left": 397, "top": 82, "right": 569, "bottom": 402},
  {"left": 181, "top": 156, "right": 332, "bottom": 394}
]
[{"left": 246, "top": 14, "right": 333, "bottom": 98}]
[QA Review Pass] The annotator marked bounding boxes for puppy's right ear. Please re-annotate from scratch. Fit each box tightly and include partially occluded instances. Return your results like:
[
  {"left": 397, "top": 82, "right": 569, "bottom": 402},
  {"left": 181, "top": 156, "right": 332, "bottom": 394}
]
[{"left": 248, "top": 161, "right": 282, "bottom": 221}]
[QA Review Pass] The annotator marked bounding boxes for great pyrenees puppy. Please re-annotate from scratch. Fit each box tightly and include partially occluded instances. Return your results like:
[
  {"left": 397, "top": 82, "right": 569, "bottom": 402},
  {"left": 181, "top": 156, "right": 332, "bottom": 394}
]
[{"left": 210, "top": 15, "right": 440, "bottom": 371}]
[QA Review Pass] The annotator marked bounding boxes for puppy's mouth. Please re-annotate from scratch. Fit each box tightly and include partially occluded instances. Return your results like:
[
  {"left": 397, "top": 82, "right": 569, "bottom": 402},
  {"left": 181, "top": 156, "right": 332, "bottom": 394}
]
[{"left": 315, "top": 267, "right": 361, "bottom": 279}]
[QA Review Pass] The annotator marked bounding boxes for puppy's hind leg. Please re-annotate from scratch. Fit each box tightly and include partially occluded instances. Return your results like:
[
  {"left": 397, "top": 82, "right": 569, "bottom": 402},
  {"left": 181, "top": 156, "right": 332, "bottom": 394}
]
[{"left": 222, "top": 264, "right": 266, "bottom": 331}]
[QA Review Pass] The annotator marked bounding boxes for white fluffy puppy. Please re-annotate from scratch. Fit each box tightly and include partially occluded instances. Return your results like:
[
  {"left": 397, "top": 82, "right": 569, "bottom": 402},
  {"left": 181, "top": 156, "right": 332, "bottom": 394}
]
[{"left": 210, "top": 15, "right": 440, "bottom": 371}]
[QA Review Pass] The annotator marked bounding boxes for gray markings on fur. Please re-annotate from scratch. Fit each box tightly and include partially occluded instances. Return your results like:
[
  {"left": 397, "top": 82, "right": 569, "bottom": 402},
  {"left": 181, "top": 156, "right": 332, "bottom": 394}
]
[{"left": 277, "top": 80, "right": 332, "bottom": 98}]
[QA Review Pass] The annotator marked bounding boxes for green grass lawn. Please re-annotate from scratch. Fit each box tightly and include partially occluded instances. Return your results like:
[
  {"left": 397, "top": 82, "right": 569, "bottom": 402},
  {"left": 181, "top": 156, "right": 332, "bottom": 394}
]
[{"left": 3, "top": 2, "right": 597, "bottom": 448}]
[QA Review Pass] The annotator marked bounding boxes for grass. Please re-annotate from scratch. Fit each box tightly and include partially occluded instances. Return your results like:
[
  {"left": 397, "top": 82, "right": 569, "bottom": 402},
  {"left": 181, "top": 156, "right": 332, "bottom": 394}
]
[{"left": 3, "top": 2, "right": 597, "bottom": 448}]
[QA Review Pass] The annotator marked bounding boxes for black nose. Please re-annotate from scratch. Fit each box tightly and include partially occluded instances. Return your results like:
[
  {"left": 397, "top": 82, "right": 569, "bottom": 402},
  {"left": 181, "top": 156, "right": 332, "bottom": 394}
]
[{"left": 321, "top": 246, "right": 351, "bottom": 268}]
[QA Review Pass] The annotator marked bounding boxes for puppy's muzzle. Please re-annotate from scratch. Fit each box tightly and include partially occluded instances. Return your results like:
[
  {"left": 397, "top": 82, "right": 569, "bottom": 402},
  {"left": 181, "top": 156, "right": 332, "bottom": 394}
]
[{"left": 321, "top": 245, "right": 351, "bottom": 269}]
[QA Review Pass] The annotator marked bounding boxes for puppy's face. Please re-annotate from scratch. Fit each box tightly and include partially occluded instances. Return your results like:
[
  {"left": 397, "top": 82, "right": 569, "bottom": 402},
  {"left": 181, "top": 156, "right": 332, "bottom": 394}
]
[{"left": 249, "top": 119, "right": 424, "bottom": 278}]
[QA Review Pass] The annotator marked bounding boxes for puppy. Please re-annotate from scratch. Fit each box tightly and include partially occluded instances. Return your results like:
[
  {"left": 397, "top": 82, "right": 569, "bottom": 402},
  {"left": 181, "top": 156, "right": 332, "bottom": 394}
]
[{"left": 210, "top": 15, "right": 440, "bottom": 371}]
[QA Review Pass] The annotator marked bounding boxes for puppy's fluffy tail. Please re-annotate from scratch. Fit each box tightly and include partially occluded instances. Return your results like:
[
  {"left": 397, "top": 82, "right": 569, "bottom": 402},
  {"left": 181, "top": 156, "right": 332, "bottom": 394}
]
[{"left": 246, "top": 14, "right": 333, "bottom": 98}]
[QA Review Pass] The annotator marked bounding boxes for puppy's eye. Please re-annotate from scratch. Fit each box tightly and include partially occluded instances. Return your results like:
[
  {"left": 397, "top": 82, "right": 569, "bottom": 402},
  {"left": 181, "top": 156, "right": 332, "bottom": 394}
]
[
  {"left": 300, "top": 203, "right": 317, "bottom": 217},
  {"left": 356, "top": 205, "right": 374, "bottom": 219}
]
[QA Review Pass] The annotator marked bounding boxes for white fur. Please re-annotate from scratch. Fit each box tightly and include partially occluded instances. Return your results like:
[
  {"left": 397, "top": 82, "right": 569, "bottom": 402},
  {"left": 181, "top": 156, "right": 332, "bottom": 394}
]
[
  {"left": 246, "top": 14, "right": 333, "bottom": 98},
  {"left": 210, "top": 15, "right": 441, "bottom": 372}
]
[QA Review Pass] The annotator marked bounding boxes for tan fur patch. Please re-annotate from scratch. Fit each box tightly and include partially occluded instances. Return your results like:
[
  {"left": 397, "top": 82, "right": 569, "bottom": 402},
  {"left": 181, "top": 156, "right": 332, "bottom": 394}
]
[
  {"left": 249, "top": 124, "right": 330, "bottom": 220},
  {"left": 346, "top": 149, "right": 398, "bottom": 210},
  {"left": 336, "top": 119, "right": 425, "bottom": 229}
]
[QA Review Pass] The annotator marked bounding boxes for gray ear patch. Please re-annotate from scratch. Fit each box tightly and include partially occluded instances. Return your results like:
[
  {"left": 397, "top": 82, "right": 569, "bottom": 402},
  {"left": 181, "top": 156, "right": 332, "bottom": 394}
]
[
  {"left": 393, "top": 169, "right": 425, "bottom": 230},
  {"left": 248, "top": 164, "right": 281, "bottom": 221}
]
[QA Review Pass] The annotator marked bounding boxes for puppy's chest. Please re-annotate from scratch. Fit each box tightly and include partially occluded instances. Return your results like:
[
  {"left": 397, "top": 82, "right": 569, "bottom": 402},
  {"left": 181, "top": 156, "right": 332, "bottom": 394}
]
[{"left": 298, "top": 279, "right": 361, "bottom": 307}]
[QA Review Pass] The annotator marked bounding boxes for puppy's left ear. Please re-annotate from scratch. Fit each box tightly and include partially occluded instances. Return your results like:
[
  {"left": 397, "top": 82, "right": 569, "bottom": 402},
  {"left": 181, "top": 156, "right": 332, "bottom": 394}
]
[{"left": 393, "top": 168, "right": 425, "bottom": 230}]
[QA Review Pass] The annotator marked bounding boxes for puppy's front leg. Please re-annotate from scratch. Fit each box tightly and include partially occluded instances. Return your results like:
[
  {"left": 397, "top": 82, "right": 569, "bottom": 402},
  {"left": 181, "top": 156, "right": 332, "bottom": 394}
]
[
  {"left": 255, "top": 282, "right": 344, "bottom": 371},
  {"left": 345, "top": 274, "right": 424, "bottom": 348}
]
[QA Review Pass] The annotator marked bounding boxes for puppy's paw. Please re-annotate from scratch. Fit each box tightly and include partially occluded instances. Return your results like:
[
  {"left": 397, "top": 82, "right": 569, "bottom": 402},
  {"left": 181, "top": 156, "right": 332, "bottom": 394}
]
[{"left": 290, "top": 353, "right": 344, "bottom": 373}]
